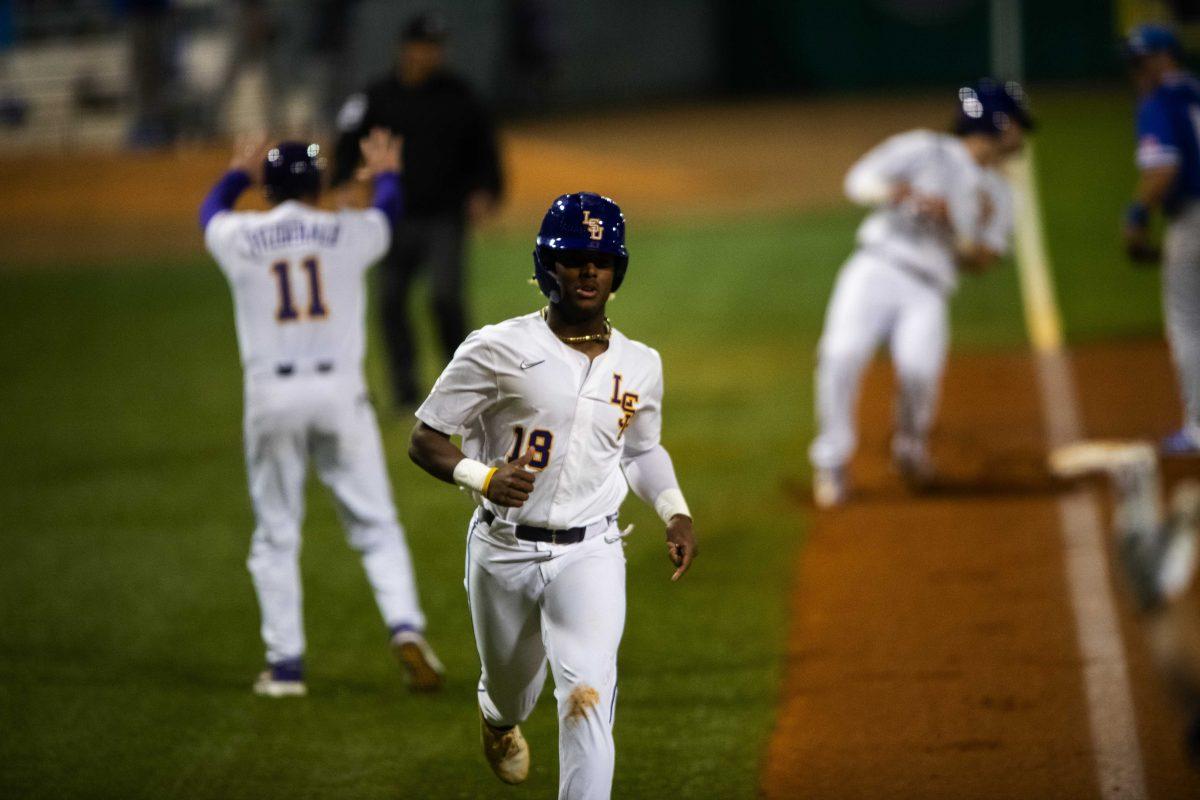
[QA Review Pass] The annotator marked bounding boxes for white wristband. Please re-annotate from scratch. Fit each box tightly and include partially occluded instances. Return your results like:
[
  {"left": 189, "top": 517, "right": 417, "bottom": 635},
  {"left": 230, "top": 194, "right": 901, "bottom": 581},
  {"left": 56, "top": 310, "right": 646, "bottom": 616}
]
[
  {"left": 453, "top": 458, "right": 495, "bottom": 494},
  {"left": 653, "top": 488, "right": 691, "bottom": 524}
]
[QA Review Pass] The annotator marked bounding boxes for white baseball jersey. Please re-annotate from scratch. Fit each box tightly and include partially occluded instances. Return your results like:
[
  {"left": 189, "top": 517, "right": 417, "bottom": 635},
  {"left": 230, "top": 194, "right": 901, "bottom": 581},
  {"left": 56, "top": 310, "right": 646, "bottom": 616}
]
[
  {"left": 204, "top": 201, "right": 390, "bottom": 379},
  {"left": 205, "top": 199, "right": 429, "bottom": 666},
  {"left": 845, "top": 129, "right": 992, "bottom": 292},
  {"left": 416, "top": 311, "right": 664, "bottom": 530},
  {"left": 809, "top": 131, "right": 1016, "bottom": 476}
]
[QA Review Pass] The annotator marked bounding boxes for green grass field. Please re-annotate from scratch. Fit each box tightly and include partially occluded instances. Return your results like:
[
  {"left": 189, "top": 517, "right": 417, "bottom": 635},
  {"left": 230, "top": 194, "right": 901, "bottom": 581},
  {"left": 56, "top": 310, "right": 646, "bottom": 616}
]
[
  {"left": 1035, "top": 89, "right": 1161, "bottom": 342},
  {"left": 0, "top": 87, "right": 1163, "bottom": 799}
]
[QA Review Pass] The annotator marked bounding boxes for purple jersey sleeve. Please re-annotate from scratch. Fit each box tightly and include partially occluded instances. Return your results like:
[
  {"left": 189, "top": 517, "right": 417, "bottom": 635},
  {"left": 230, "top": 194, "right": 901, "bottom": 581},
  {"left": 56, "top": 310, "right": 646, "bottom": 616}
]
[
  {"left": 371, "top": 171, "right": 403, "bottom": 229},
  {"left": 199, "top": 170, "right": 252, "bottom": 230}
]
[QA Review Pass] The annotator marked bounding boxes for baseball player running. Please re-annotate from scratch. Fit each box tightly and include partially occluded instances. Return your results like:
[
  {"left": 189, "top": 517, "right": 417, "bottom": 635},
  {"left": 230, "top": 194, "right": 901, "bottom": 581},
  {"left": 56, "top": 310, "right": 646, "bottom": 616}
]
[
  {"left": 200, "top": 130, "right": 443, "bottom": 697},
  {"left": 1050, "top": 440, "right": 1200, "bottom": 765},
  {"left": 1122, "top": 24, "right": 1200, "bottom": 455},
  {"left": 407, "top": 192, "right": 697, "bottom": 799},
  {"left": 809, "top": 79, "right": 1033, "bottom": 507}
]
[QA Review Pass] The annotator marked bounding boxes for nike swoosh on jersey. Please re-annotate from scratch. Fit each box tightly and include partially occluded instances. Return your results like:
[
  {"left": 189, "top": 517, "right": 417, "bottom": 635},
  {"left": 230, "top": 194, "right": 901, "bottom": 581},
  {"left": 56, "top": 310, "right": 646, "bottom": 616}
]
[{"left": 520, "top": 359, "right": 545, "bottom": 370}]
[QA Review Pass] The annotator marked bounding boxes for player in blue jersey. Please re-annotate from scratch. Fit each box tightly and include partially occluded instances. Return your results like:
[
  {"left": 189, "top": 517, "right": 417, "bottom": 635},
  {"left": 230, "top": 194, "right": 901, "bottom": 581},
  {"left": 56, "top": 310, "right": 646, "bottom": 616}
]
[{"left": 1124, "top": 24, "right": 1200, "bottom": 455}]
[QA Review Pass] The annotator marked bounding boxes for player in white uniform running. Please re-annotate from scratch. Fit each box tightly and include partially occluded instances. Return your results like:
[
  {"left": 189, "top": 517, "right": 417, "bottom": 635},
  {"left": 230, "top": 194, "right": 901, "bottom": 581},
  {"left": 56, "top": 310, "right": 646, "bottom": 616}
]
[
  {"left": 200, "top": 130, "right": 443, "bottom": 697},
  {"left": 408, "top": 192, "right": 698, "bottom": 799},
  {"left": 809, "top": 79, "right": 1034, "bottom": 507}
]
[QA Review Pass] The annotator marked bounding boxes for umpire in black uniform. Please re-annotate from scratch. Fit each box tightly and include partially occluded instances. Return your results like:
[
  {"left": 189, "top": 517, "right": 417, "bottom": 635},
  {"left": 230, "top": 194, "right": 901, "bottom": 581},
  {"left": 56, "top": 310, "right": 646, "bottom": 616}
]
[{"left": 332, "top": 12, "right": 504, "bottom": 407}]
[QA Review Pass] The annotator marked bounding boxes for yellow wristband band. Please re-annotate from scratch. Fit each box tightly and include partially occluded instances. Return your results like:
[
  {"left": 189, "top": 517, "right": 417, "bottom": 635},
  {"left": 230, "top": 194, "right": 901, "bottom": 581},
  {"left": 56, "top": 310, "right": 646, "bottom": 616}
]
[{"left": 481, "top": 467, "right": 499, "bottom": 496}]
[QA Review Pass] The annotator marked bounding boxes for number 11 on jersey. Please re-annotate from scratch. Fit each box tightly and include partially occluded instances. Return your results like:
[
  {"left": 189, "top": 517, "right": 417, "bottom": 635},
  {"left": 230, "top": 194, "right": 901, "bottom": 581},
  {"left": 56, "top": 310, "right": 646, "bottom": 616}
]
[{"left": 271, "top": 256, "right": 327, "bottom": 322}]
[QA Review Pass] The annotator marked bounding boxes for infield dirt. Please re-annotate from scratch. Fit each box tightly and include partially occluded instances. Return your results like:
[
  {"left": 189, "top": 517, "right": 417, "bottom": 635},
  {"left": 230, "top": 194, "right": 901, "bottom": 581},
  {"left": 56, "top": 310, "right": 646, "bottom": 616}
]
[
  {"left": 0, "top": 95, "right": 951, "bottom": 265},
  {"left": 763, "top": 340, "right": 1200, "bottom": 799}
]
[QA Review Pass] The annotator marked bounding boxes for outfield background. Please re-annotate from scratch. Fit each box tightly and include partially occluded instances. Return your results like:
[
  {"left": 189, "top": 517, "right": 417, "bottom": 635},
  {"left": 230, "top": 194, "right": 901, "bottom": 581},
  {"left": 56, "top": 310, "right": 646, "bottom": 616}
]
[{"left": 0, "top": 1, "right": 1192, "bottom": 798}]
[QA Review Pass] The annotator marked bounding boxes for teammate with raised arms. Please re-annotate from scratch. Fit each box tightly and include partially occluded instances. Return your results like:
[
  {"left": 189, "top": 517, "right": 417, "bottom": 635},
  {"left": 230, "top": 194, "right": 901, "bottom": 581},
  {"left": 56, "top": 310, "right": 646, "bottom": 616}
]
[
  {"left": 200, "top": 130, "right": 443, "bottom": 697},
  {"left": 408, "top": 192, "right": 698, "bottom": 799}
]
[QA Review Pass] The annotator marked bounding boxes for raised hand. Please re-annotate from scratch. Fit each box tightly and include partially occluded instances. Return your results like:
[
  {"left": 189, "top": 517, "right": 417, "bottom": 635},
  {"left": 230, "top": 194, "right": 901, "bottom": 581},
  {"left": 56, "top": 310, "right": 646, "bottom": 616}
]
[
  {"left": 358, "top": 127, "right": 403, "bottom": 180},
  {"left": 486, "top": 448, "right": 538, "bottom": 508},
  {"left": 229, "top": 132, "right": 270, "bottom": 179}
]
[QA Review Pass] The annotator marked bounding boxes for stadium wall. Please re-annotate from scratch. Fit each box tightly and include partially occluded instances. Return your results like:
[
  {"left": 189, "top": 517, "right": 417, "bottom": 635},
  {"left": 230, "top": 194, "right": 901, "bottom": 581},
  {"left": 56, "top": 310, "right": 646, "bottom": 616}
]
[{"left": 719, "top": 0, "right": 1123, "bottom": 92}]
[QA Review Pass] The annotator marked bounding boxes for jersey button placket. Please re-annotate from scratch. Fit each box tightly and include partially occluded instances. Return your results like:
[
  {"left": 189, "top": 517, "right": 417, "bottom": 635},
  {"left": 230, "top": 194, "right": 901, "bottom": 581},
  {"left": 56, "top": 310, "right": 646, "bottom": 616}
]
[
  {"left": 568, "top": 390, "right": 597, "bottom": 516},
  {"left": 542, "top": 351, "right": 582, "bottom": 529}
]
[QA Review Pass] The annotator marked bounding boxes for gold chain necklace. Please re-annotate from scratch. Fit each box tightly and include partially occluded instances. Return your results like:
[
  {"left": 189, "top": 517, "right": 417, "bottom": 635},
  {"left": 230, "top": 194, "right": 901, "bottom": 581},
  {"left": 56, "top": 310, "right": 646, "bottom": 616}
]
[{"left": 541, "top": 307, "right": 611, "bottom": 344}]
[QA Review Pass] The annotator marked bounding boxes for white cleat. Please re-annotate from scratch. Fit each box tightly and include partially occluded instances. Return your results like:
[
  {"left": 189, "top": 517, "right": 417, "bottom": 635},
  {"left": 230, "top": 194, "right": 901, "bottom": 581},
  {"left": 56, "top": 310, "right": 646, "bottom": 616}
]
[
  {"left": 480, "top": 710, "right": 530, "bottom": 785},
  {"left": 253, "top": 671, "right": 308, "bottom": 698},
  {"left": 1162, "top": 480, "right": 1200, "bottom": 601},
  {"left": 390, "top": 629, "right": 446, "bottom": 693},
  {"left": 813, "top": 468, "right": 848, "bottom": 509},
  {"left": 1049, "top": 440, "right": 1157, "bottom": 480}
]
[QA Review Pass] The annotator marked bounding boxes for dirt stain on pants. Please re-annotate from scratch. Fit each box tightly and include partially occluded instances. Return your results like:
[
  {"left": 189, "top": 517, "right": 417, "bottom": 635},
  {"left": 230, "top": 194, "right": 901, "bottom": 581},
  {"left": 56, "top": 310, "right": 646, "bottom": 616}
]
[{"left": 565, "top": 685, "right": 600, "bottom": 721}]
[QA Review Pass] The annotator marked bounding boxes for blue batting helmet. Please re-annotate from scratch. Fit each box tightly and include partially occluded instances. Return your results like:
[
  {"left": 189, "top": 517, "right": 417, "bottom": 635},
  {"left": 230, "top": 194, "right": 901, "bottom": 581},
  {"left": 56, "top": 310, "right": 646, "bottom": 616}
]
[
  {"left": 955, "top": 78, "right": 1034, "bottom": 137},
  {"left": 532, "top": 192, "right": 629, "bottom": 301},
  {"left": 263, "top": 142, "right": 323, "bottom": 202},
  {"left": 1123, "top": 23, "right": 1183, "bottom": 61}
]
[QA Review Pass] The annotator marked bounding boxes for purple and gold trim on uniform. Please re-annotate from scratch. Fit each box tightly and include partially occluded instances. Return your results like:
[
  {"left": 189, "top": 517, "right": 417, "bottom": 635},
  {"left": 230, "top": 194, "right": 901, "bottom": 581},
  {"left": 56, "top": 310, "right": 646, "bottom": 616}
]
[
  {"left": 270, "top": 255, "right": 329, "bottom": 322},
  {"left": 610, "top": 373, "right": 639, "bottom": 437},
  {"left": 508, "top": 425, "right": 554, "bottom": 470}
]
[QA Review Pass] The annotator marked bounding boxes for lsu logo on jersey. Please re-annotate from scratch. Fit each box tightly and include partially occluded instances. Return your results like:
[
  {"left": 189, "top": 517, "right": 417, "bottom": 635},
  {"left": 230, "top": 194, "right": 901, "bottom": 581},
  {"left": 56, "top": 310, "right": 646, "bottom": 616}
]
[
  {"left": 582, "top": 210, "right": 604, "bottom": 241},
  {"left": 610, "top": 373, "right": 638, "bottom": 436}
]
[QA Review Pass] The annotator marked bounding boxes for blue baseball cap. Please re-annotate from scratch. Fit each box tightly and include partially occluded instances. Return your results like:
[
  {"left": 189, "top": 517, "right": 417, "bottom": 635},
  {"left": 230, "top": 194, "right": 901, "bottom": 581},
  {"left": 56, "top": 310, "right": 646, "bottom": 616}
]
[{"left": 1123, "top": 23, "right": 1183, "bottom": 60}]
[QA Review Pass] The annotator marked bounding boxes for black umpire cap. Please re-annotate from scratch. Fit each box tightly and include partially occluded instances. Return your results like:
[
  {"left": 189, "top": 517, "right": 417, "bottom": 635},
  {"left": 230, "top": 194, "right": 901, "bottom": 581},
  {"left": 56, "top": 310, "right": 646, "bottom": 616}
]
[{"left": 401, "top": 12, "right": 449, "bottom": 43}]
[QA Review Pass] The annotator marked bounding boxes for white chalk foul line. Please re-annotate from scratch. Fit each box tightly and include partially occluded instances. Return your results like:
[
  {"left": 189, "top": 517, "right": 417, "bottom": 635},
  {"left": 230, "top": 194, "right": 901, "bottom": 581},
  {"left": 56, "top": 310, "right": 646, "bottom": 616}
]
[{"left": 1011, "top": 146, "right": 1147, "bottom": 799}]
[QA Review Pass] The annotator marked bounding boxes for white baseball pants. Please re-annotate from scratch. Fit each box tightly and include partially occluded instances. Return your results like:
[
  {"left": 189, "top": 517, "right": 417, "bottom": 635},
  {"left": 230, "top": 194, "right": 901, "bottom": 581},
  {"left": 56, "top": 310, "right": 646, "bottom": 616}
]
[
  {"left": 466, "top": 512, "right": 626, "bottom": 800},
  {"left": 1164, "top": 204, "right": 1200, "bottom": 442},
  {"left": 242, "top": 372, "right": 426, "bottom": 665},
  {"left": 809, "top": 249, "right": 949, "bottom": 471}
]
